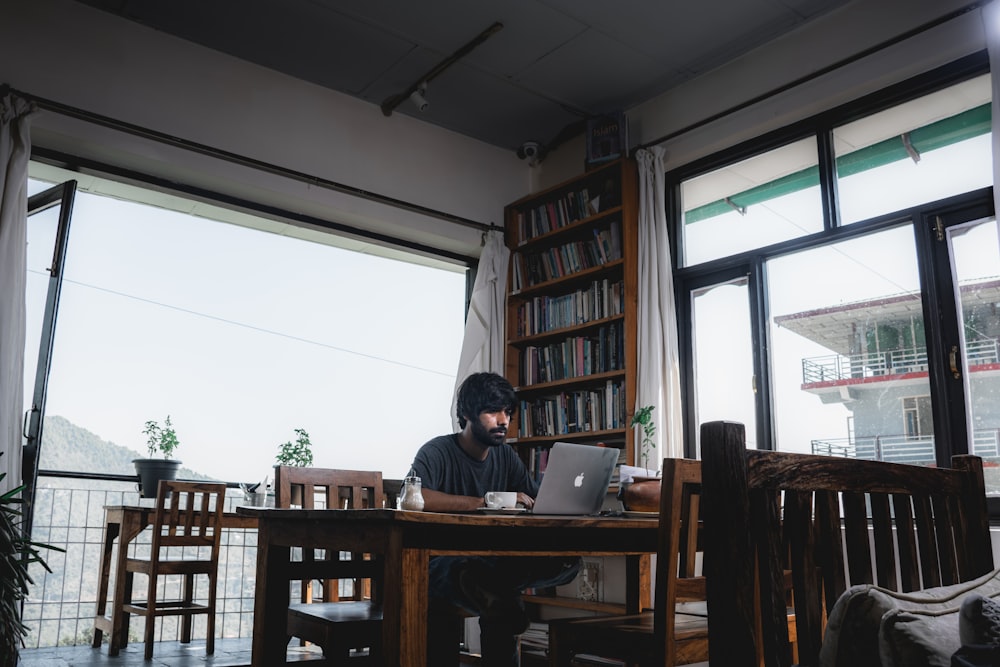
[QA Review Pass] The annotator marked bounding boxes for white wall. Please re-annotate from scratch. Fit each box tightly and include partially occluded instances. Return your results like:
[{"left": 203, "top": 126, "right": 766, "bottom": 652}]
[
  {"left": 0, "top": 0, "right": 533, "bottom": 262},
  {"left": 538, "top": 0, "right": 987, "bottom": 187},
  {"left": 0, "top": 0, "right": 990, "bottom": 253}
]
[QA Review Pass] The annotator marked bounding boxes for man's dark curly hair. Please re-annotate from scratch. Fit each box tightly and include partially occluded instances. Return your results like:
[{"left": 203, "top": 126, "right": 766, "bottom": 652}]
[{"left": 456, "top": 372, "right": 518, "bottom": 429}]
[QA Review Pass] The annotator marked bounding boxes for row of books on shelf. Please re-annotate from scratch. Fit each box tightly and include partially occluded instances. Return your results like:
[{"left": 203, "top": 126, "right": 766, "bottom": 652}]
[
  {"left": 514, "top": 278, "right": 624, "bottom": 337},
  {"left": 517, "top": 379, "right": 626, "bottom": 439},
  {"left": 511, "top": 221, "right": 622, "bottom": 292},
  {"left": 519, "top": 321, "right": 623, "bottom": 385},
  {"left": 514, "top": 178, "right": 621, "bottom": 245}
]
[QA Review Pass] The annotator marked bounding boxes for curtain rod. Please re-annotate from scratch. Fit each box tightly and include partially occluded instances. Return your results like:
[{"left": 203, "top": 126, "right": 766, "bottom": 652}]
[
  {"left": 635, "top": 0, "right": 989, "bottom": 152},
  {"left": 4, "top": 85, "right": 500, "bottom": 234}
]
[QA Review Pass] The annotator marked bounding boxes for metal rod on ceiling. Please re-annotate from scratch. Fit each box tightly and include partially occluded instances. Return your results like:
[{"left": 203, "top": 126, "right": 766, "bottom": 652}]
[
  {"left": 381, "top": 21, "right": 504, "bottom": 117},
  {"left": 6, "top": 86, "right": 496, "bottom": 234}
]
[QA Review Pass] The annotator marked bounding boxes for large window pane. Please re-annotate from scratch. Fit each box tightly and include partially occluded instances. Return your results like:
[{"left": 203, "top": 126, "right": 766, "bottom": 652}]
[
  {"left": 835, "top": 75, "right": 991, "bottom": 225},
  {"left": 681, "top": 137, "right": 823, "bottom": 266},
  {"left": 768, "top": 225, "right": 932, "bottom": 462},
  {"left": 692, "top": 279, "right": 757, "bottom": 452},
  {"left": 34, "top": 179, "right": 466, "bottom": 482},
  {"left": 947, "top": 217, "right": 1000, "bottom": 493}
]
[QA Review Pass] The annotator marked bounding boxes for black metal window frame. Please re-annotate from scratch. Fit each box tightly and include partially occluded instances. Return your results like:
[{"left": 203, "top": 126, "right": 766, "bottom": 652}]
[{"left": 668, "top": 51, "right": 994, "bottom": 473}]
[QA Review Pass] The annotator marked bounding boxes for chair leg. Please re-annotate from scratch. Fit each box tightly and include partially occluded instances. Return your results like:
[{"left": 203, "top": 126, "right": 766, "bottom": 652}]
[
  {"left": 121, "top": 571, "right": 133, "bottom": 650},
  {"left": 206, "top": 572, "right": 217, "bottom": 655},
  {"left": 143, "top": 571, "right": 157, "bottom": 660},
  {"left": 181, "top": 573, "right": 194, "bottom": 644}
]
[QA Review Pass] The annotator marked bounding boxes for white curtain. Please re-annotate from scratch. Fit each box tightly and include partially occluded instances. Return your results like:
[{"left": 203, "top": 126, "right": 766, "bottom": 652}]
[
  {"left": 634, "top": 146, "right": 684, "bottom": 467},
  {"left": 0, "top": 92, "right": 34, "bottom": 494},
  {"left": 451, "top": 229, "right": 510, "bottom": 430},
  {"left": 986, "top": 2, "right": 1000, "bottom": 237}
]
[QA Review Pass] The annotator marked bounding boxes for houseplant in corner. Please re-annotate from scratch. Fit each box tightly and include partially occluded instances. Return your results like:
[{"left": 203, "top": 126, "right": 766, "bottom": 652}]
[
  {"left": 133, "top": 415, "right": 182, "bottom": 498},
  {"left": 0, "top": 452, "right": 62, "bottom": 667}
]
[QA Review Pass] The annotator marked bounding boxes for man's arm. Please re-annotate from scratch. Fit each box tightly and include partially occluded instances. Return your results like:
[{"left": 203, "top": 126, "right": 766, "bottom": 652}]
[{"left": 420, "top": 488, "right": 486, "bottom": 512}]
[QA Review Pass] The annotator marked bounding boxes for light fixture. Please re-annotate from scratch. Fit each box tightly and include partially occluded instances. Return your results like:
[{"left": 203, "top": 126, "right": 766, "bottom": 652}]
[
  {"left": 381, "top": 22, "right": 503, "bottom": 117},
  {"left": 409, "top": 82, "right": 429, "bottom": 112}
]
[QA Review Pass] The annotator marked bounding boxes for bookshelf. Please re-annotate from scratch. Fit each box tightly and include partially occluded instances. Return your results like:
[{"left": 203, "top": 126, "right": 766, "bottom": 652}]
[{"left": 504, "top": 158, "right": 638, "bottom": 479}]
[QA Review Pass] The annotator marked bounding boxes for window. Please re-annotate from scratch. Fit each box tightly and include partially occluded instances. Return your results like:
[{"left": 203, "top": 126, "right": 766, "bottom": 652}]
[
  {"left": 25, "top": 169, "right": 467, "bottom": 484},
  {"left": 834, "top": 75, "right": 992, "bottom": 224},
  {"left": 681, "top": 137, "right": 823, "bottom": 266},
  {"left": 674, "top": 56, "right": 996, "bottom": 494}
]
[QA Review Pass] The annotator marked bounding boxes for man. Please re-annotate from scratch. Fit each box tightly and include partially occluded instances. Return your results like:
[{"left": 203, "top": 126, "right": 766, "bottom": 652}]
[{"left": 409, "top": 371, "right": 581, "bottom": 666}]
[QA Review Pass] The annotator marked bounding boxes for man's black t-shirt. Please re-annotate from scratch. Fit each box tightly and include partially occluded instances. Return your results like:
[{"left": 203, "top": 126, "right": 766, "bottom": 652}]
[{"left": 410, "top": 434, "right": 539, "bottom": 499}]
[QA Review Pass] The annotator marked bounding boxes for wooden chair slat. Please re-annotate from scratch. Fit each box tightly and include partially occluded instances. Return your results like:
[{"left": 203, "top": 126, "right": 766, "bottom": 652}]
[{"left": 701, "top": 420, "right": 993, "bottom": 667}]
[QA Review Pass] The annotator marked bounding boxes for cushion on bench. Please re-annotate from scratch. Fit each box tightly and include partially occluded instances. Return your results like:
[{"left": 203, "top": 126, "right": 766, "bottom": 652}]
[{"left": 819, "top": 567, "right": 1000, "bottom": 667}]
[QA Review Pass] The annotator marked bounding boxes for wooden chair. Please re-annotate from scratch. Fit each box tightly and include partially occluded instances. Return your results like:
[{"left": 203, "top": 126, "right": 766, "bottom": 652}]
[
  {"left": 547, "top": 457, "right": 708, "bottom": 666},
  {"left": 700, "top": 420, "right": 994, "bottom": 667},
  {"left": 120, "top": 480, "right": 226, "bottom": 660},
  {"left": 274, "top": 466, "right": 385, "bottom": 662}
]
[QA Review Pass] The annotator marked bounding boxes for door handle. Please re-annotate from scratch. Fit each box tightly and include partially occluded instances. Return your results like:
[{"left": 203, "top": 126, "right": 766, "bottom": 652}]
[{"left": 949, "top": 345, "right": 961, "bottom": 380}]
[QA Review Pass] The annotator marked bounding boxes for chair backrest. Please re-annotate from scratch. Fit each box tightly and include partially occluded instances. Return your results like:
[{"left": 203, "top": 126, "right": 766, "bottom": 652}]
[
  {"left": 700, "top": 420, "right": 994, "bottom": 667},
  {"left": 150, "top": 480, "right": 227, "bottom": 556},
  {"left": 273, "top": 466, "right": 385, "bottom": 603},
  {"left": 653, "top": 457, "right": 706, "bottom": 666},
  {"left": 275, "top": 466, "right": 384, "bottom": 510}
]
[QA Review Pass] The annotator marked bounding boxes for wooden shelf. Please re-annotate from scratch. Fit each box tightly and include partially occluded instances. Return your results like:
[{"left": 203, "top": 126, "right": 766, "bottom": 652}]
[
  {"left": 509, "top": 314, "right": 626, "bottom": 347},
  {"left": 504, "top": 158, "right": 637, "bottom": 476}
]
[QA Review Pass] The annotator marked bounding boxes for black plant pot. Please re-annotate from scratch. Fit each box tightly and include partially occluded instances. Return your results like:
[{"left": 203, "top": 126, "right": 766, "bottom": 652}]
[{"left": 133, "top": 458, "right": 182, "bottom": 498}]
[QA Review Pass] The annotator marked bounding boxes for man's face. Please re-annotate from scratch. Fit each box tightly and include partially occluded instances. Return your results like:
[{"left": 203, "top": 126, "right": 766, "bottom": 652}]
[{"left": 469, "top": 408, "right": 511, "bottom": 448}]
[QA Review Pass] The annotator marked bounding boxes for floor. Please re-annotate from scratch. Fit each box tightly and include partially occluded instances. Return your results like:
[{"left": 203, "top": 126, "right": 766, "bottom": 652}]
[{"left": 18, "top": 638, "right": 324, "bottom": 667}]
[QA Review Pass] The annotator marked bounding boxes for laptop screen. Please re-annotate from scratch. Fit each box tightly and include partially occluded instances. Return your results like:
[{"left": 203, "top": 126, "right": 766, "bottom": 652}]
[{"left": 531, "top": 442, "right": 619, "bottom": 515}]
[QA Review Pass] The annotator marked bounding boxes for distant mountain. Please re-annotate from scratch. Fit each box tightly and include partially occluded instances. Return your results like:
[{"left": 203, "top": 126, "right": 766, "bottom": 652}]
[{"left": 39, "top": 415, "right": 211, "bottom": 480}]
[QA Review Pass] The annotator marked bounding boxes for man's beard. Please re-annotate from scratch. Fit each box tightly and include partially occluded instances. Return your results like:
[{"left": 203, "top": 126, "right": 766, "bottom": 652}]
[{"left": 470, "top": 418, "right": 507, "bottom": 448}]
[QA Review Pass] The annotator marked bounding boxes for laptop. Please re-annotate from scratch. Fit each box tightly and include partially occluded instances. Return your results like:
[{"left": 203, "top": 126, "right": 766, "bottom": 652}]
[{"left": 529, "top": 442, "right": 619, "bottom": 515}]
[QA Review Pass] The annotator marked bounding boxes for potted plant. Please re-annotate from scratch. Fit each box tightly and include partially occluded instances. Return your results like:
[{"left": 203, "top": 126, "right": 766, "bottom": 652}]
[
  {"left": 0, "top": 452, "right": 62, "bottom": 667},
  {"left": 275, "top": 428, "right": 313, "bottom": 506},
  {"left": 133, "top": 415, "right": 182, "bottom": 498},
  {"left": 276, "top": 428, "right": 313, "bottom": 468},
  {"left": 620, "top": 405, "right": 661, "bottom": 512}
]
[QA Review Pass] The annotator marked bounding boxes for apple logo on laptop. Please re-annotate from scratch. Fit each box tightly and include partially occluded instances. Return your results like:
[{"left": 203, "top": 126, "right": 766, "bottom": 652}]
[{"left": 573, "top": 472, "right": 585, "bottom": 487}]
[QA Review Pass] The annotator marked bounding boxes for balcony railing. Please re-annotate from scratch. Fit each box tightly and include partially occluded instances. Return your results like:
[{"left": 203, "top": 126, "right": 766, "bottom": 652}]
[
  {"left": 801, "top": 338, "right": 998, "bottom": 384},
  {"left": 23, "top": 478, "right": 258, "bottom": 649},
  {"left": 811, "top": 428, "right": 1000, "bottom": 464}
]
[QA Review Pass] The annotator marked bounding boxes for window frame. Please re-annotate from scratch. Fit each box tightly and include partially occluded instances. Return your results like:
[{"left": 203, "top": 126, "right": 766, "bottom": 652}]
[{"left": 669, "top": 51, "right": 993, "bottom": 468}]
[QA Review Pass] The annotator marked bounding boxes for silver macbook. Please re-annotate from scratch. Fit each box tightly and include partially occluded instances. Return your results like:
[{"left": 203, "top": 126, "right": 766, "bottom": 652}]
[{"left": 530, "top": 442, "right": 619, "bottom": 515}]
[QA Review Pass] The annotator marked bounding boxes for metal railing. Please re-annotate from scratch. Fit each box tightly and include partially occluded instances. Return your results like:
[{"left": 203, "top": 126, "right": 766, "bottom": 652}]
[
  {"left": 23, "top": 478, "right": 258, "bottom": 649},
  {"left": 811, "top": 428, "right": 1000, "bottom": 464},
  {"left": 801, "top": 338, "right": 998, "bottom": 384}
]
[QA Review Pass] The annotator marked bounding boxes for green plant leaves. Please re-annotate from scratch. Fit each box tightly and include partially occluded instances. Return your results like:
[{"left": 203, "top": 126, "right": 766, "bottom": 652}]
[{"left": 275, "top": 428, "right": 314, "bottom": 467}]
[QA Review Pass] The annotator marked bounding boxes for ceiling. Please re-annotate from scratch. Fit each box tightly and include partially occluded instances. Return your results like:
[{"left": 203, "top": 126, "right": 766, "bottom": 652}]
[{"left": 75, "top": 0, "right": 850, "bottom": 157}]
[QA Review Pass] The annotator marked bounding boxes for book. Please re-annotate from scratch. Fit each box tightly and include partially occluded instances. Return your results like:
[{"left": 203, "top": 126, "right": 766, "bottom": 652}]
[{"left": 585, "top": 112, "right": 628, "bottom": 168}]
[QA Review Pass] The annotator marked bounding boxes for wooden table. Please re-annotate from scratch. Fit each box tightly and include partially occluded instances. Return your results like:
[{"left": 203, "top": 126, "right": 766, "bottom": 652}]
[
  {"left": 92, "top": 504, "right": 258, "bottom": 654},
  {"left": 238, "top": 507, "right": 659, "bottom": 667}
]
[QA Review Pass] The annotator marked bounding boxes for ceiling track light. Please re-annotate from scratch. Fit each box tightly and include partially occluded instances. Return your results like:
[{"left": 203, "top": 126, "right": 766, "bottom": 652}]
[
  {"left": 381, "top": 21, "right": 503, "bottom": 117},
  {"left": 409, "top": 82, "right": 429, "bottom": 112}
]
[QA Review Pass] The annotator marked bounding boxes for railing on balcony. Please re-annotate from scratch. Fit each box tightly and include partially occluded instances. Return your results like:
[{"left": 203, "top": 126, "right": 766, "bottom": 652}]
[
  {"left": 23, "top": 477, "right": 258, "bottom": 649},
  {"left": 811, "top": 428, "right": 1000, "bottom": 465},
  {"left": 801, "top": 338, "right": 999, "bottom": 384}
]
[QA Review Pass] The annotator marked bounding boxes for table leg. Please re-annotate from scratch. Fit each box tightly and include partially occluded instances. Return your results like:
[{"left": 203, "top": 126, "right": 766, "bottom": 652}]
[
  {"left": 398, "top": 547, "right": 428, "bottom": 667},
  {"left": 108, "top": 512, "right": 142, "bottom": 655},
  {"left": 91, "top": 517, "right": 119, "bottom": 648},
  {"left": 251, "top": 525, "right": 291, "bottom": 666}
]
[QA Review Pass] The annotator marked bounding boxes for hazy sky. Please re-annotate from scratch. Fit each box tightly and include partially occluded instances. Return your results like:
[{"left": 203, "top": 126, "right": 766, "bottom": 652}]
[{"left": 26, "top": 178, "right": 467, "bottom": 482}]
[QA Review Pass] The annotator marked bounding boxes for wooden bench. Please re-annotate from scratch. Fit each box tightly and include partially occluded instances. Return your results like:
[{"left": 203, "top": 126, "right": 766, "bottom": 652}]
[{"left": 700, "top": 420, "right": 994, "bottom": 667}]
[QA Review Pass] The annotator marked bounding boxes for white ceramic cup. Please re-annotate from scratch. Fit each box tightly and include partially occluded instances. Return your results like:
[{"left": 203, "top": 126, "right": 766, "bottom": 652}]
[{"left": 484, "top": 491, "right": 518, "bottom": 509}]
